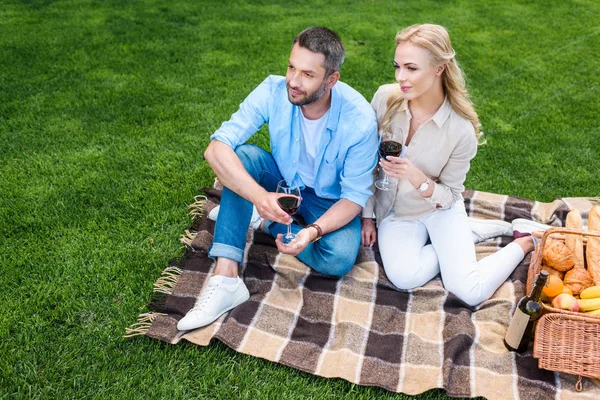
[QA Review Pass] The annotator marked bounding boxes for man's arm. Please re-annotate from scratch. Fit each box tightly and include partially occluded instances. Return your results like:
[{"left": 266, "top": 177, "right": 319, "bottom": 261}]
[
  {"left": 206, "top": 76, "right": 292, "bottom": 225},
  {"left": 276, "top": 198, "right": 361, "bottom": 254},
  {"left": 204, "top": 140, "right": 291, "bottom": 225},
  {"left": 310, "top": 199, "right": 361, "bottom": 238}
]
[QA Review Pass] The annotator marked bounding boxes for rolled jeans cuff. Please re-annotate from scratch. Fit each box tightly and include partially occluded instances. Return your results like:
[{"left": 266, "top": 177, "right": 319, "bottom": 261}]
[{"left": 208, "top": 242, "right": 244, "bottom": 264}]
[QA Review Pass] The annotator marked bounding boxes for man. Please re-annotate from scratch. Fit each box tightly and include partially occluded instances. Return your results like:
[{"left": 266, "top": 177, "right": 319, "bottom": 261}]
[{"left": 177, "top": 27, "right": 378, "bottom": 331}]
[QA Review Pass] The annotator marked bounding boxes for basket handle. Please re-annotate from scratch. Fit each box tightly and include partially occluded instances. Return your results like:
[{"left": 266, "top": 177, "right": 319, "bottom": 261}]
[
  {"left": 537, "top": 227, "right": 600, "bottom": 247},
  {"left": 529, "top": 227, "right": 577, "bottom": 271},
  {"left": 529, "top": 227, "right": 600, "bottom": 288}
]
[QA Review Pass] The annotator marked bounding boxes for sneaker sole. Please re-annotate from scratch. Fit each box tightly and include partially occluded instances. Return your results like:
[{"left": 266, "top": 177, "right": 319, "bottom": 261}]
[
  {"left": 178, "top": 291, "right": 250, "bottom": 331},
  {"left": 512, "top": 218, "right": 552, "bottom": 231},
  {"left": 470, "top": 218, "right": 512, "bottom": 229},
  {"left": 208, "top": 206, "right": 262, "bottom": 230},
  {"left": 469, "top": 218, "right": 513, "bottom": 239},
  {"left": 208, "top": 206, "right": 219, "bottom": 221}
]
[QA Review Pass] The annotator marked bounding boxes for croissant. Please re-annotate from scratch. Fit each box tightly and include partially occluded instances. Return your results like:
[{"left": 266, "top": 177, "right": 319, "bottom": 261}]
[
  {"left": 542, "top": 237, "right": 575, "bottom": 272},
  {"left": 587, "top": 205, "right": 600, "bottom": 285},
  {"left": 563, "top": 265, "right": 594, "bottom": 295}
]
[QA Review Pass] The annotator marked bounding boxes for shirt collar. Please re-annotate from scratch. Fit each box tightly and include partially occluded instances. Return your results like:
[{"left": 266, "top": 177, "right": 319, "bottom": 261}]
[
  {"left": 297, "top": 85, "right": 340, "bottom": 132},
  {"left": 401, "top": 96, "right": 451, "bottom": 128},
  {"left": 431, "top": 96, "right": 451, "bottom": 128},
  {"left": 326, "top": 84, "right": 341, "bottom": 132}
]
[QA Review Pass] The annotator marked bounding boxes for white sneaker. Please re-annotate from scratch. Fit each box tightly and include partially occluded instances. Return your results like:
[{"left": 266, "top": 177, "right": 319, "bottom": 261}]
[
  {"left": 469, "top": 217, "right": 513, "bottom": 243},
  {"left": 512, "top": 218, "right": 553, "bottom": 236},
  {"left": 177, "top": 276, "right": 250, "bottom": 331},
  {"left": 208, "top": 205, "right": 263, "bottom": 230}
]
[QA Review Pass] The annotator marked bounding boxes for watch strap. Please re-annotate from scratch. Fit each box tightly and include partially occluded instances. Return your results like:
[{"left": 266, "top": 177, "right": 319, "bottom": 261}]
[{"left": 307, "top": 223, "right": 323, "bottom": 242}]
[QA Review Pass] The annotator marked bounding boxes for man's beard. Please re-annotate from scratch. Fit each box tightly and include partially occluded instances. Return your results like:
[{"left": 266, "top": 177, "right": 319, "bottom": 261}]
[{"left": 287, "top": 79, "right": 328, "bottom": 106}]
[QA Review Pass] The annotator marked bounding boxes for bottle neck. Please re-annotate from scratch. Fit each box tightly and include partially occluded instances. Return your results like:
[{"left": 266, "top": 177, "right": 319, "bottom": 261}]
[{"left": 529, "top": 276, "right": 548, "bottom": 302}]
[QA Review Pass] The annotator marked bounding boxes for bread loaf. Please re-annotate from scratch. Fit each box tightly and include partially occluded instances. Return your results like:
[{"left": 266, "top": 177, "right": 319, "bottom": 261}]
[
  {"left": 542, "top": 237, "right": 575, "bottom": 272},
  {"left": 587, "top": 205, "right": 600, "bottom": 285},
  {"left": 565, "top": 208, "right": 585, "bottom": 268}
]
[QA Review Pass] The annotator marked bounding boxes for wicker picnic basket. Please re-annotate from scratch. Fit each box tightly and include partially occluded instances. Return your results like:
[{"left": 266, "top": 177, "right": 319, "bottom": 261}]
[{"left": 526, "top": 227, "right": 600, "bottom": 381}]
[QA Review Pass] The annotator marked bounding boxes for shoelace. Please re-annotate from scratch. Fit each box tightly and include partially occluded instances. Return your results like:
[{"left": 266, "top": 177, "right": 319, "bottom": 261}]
[{"left": 189, "top": 284, "right": 219, "bottom": 311}]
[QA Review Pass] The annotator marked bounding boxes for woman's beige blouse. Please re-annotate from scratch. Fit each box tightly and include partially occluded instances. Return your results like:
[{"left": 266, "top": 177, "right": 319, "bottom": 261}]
[{"left": 362, "top": 84, "right": 478, "bottom": 222}]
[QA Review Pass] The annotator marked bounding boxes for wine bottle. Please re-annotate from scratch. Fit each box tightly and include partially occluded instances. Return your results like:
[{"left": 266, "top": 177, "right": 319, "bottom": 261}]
[{"left": 504, "top": 270, "right": 549, "bottom": 352}]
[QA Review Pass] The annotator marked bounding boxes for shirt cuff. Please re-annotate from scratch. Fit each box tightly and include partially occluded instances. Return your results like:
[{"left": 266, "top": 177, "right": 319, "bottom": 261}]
[
  {"left": 209, "top": 133, "right": 237, "bottom": 150},
  {"left": 340, "top": 192, "right": 368, "bottom": 209},
  {"left": 362, "top": 197, "right": 375, "bottom": 218},
  {"left": 426, "top": 182, "right": 450, "bottom": 209}
]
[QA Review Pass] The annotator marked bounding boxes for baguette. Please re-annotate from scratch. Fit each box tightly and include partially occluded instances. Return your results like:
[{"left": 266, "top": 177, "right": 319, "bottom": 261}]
[
  {"left": 587, "top": 205, "right": 600, "bottom": 285},
  {"left": 565, "top": 208, "right": 585, "bottom": 268}
]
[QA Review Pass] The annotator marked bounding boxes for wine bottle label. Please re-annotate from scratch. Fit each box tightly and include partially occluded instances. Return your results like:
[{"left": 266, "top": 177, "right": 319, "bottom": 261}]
[{"left": 505, "top": 308, "right": 530, "bottom": 349}]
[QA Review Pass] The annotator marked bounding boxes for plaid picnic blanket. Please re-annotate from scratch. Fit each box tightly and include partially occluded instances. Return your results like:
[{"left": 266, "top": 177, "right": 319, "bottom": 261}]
[{"left": 126, "top": 187, "right": 600, "bottom": 399}]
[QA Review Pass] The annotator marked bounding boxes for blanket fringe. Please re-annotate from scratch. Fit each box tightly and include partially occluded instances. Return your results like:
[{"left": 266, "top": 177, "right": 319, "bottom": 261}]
[
  {"left": 189, "top": 195, "right": 208, "bottom": 221},
  {"left": 180, "top": 230, "right": 197, "bottom": 249},
  {"left": 124, "top": 312, "right": 166, "bottom": 338},
  {"left": 153, "top": 266, "right": 182, "bottom": 295},
  {"left": 148, "top": 266, "right": 183, "bottom": 312}
]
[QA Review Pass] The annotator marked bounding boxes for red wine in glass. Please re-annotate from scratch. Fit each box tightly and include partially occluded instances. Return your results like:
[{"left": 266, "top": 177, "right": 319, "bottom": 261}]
[
  {"left": 276, "top": 179, "right": 302, "bottom": 243},
  {"left": 375, "top": 129, "right": 404, "bottom": 191},
  {"left": 379, "top": 140, "right": 402, "bottom": 159},
  {"left": 277, "top": 196, "right": 300, "bottom": 216}
]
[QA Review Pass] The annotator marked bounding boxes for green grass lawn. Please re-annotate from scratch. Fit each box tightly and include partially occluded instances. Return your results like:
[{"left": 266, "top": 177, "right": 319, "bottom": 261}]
[{"left": 1, "top": 0, "right": 599, "bottom": 398}]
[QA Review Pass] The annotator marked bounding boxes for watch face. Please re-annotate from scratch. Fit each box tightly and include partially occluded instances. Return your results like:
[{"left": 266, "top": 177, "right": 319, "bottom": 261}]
[{"left": 419, "top": 180, "right": 430, "bottom": 192}]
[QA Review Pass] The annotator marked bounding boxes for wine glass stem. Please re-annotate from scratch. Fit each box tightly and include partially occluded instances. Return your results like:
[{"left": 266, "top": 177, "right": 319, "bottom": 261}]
[
  {"left": 383, "top": 174, "right": 389, "bottom": 185},
  {"left": 287, "top": 223, "right": 292, "bottom": 239}
]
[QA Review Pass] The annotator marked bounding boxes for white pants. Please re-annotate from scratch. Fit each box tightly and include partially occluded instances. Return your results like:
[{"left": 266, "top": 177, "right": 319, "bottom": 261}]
[{"left": 378, "top": 201, "right": 525, "bottom": 306}]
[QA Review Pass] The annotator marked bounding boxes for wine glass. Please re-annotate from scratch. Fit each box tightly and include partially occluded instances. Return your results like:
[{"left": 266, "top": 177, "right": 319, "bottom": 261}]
[
  {"left": 276, "top": 179, "right": 302, "bottom": 244},
  {"left": 374, "top": 128, "right": 404, "bottom": 191}
]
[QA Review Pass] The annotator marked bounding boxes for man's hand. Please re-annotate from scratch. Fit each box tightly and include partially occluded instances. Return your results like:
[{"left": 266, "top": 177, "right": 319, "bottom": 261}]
[
  {"left": 254, "top": 191, "right": 294, "bottom": 225},
  {"left": 361, "top": 218, "right": 377, "bottom": 247},
  {"left": 274, "top": 228, "right": 313, "bottom": 256}
]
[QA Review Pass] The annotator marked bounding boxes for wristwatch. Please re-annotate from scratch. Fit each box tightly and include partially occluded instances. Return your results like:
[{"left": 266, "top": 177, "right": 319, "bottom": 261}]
[{"left": 417, "top": 178, "right": 430, "bottom": 193}]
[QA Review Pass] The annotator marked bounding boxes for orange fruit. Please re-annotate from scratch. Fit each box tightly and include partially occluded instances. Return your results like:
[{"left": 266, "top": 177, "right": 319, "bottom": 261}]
[{"left": 543, "top": 275, "right": 565, "bottom": 298}]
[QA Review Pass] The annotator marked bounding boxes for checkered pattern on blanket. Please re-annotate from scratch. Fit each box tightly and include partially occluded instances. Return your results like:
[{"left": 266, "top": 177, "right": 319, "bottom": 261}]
[{"left": 127, "top": 189, "right": 600, "bottom": 399}]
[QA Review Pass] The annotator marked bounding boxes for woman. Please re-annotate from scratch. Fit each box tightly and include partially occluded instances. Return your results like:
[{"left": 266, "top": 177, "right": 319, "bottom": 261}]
[{"left": 361, "top": 24, "right": 545, "bottom": 306}]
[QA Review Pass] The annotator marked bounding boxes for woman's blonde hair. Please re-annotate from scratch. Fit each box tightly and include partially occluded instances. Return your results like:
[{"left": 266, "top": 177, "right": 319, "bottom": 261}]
[{"left": 380, "top": 24, "right": 483, "bottom": 142}]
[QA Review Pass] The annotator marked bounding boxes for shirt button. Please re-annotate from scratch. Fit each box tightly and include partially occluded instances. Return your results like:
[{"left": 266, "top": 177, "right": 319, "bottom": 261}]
[{"left": 293, "top": 160, "right": 297, "bottom": 163}]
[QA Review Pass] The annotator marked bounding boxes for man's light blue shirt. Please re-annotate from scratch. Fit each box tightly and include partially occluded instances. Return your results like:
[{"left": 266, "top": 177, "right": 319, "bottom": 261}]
[{"left": 210, "top": 75, "right": 378, "bottom": 208}]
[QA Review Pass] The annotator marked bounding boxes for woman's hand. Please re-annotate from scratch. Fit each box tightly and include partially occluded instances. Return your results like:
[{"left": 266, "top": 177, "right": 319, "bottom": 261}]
[
  {"left": 361, "top": 218, "right": 377, "bottom": 247},
  {"left": 380, "top": 156, "right": 431, "bottom": 195},
  {"left": 379, "top": 156, "right": 420, "bottom": 181}
]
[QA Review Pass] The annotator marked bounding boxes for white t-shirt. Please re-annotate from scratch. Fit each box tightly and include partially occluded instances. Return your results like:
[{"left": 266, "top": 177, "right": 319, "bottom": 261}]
[{"left": 297, "top": 109, "right": 329, "bottom": 188}]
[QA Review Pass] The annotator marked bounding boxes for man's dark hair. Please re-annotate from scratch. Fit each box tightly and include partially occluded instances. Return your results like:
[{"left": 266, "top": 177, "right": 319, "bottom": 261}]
[{"left": 292, "top": 27, "right": 345, "bottom": 76}]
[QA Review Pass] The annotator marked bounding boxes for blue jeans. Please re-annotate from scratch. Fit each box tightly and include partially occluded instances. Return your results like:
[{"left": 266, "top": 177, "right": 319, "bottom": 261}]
[{"left": 208, "top": 144, "right": 361, "bottom": 276}]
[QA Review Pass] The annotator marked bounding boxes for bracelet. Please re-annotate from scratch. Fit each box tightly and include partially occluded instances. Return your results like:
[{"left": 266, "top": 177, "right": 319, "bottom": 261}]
[{"left": 307, "top": 223, "right": 323, "bottom": 242}]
